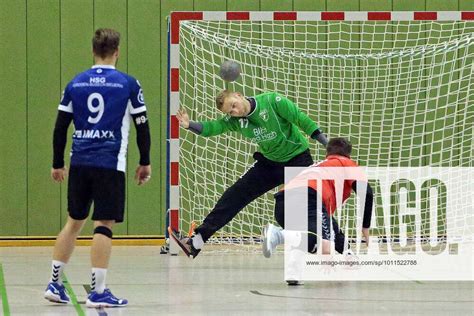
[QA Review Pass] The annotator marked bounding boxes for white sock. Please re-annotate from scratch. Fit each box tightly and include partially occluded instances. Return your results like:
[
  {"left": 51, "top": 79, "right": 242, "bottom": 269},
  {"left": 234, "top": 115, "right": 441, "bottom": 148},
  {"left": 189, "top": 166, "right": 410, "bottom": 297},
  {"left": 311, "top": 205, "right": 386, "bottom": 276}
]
[
  {"left": 91, "top": 268, "right": 107, "bottom": 294},
  {"left": 51, "top": 260, "right": 66, "bottom": 285},
  {"left": 192, "top": 233, "right": 204, "bottom": 249},
  {"left": 277, "top": 229, "right": 285, "bottom": 245}
]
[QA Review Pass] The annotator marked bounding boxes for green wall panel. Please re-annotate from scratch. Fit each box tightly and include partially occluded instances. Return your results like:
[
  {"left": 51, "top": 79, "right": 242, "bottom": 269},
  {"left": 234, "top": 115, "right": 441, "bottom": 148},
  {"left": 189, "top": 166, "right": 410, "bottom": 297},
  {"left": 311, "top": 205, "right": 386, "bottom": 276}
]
[
  {"left": 359, "top": 0, "right": 393, "bottom": 168},
  {"left": 326, "top": 0, "right": 360, "bottom": 161},
  {"left": 293, "top": 0, "right": 327, "bottom": 162},
  {"left": 360, "top": 0, "right": 392, "bottom": 11},
  {"left": 424, "top": 0, "right": 459, "bottom": 167},
  {"left": 456, "top": 3, "right": 469, "bottom": 169},
  {"left": 293, "top": 0, "right": 325, "bottom": 11},
  {"left": 426, "top": 0, "right": 458, "bottom": 11},
  {"left": 27, "top": 0, "right": 61, "bottom": 235},
  {"left": 94, "top": 0, "right": 129, "bottom": 235},
  {"left": 227, "top": 0, "right": 259, "bottom": 10},
  {"left": 393, "top": 0, "right": 425, "bottom": 11},
  {"left": 459, "top": 9, "right": 473, "bottom": 167},
  {"left": 0, "top": 0, "right": 27, "bottom": 235},
  {"left": 228, "top": 0, "right": 260, "bottom": 96},
  {"left": 293, "top": 0, "right": 326, "bottom": 11},
  {"left": 460, "top": 0, "right": 474, "bottom": 10},
  {"left": 127, "top": 0, "right": 162, "bottom": 235},
  {"left": 224, "top": 0, "right": 261, "bottom": 237},
  {"left": 94, "top": 0, "right": 128, "bottom": 74},
  {"left": 358, "top": 1, "right": 394, "bottom": 234},
  {"left": 194, "top": 0, "right": 227, "bottom": 11},
  {"left": 390, "top": 23, "right": 423, "bottom": 167},
  {"left": 60, "top": 0, "right": 94, "bottom": 234},
  {"left": 327, "top": 0, "right": 360, "bottom": 11},
  {"left": 242, "top": 0, "right": 294, "bottom": 236},
  {"left": 161, "top": 0, "right": 194, "bottom": 236},
  {"left": 190, "top": 1, "right": 226, "bottom": 235},
  {"left": 260, "top": 0, "right": 292, "bottom": 11}
]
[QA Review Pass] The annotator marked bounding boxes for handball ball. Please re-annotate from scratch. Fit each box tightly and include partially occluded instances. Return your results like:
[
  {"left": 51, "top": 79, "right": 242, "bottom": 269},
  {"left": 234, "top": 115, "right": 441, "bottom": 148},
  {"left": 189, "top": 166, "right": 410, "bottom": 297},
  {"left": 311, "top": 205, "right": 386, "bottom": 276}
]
[{"left": 219, "top": 60, "right": 241, "bottom": 82}]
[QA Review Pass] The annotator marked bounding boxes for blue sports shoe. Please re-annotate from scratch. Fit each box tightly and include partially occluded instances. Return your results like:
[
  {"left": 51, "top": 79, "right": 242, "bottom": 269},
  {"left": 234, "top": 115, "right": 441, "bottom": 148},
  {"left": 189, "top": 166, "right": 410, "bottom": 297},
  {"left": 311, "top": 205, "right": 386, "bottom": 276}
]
[
  {"left": 86, "top": 289, "right": 128, "bottom": 308},
  {"left": 44, "top": 282, "right": 70, "bottom": 304}
]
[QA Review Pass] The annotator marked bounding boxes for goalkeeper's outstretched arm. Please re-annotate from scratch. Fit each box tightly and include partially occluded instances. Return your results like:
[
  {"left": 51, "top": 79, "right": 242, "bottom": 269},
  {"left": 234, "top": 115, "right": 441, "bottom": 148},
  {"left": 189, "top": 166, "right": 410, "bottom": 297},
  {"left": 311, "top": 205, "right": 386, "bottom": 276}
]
[
  {"left": 176, "top": 108, "right": 191, "bottom": 129},
  {"left": 176, "top": 108, "right": 237, "bottom": 137},
  {"left": 177, "top": 108, "right": 203, "bottom": 134}
]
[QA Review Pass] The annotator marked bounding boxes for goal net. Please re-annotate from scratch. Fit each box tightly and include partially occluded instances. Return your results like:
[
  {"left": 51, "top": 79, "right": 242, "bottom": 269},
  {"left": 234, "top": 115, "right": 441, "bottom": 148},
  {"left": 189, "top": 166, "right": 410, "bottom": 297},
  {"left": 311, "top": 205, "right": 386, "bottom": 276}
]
[{"left": 175, "top": 18, "right": 473, "bottom": 248}]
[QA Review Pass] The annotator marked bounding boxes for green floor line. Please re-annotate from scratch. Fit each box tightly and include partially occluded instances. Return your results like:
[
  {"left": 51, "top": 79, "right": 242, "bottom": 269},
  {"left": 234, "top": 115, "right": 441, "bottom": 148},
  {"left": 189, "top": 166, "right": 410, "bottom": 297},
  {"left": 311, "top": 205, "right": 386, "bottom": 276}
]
[
  {"left": 63, "top": 274, "right": 85, "bottom": 316},
  {"left": 0, "top": 264, "right": 10, "bottom": 316}
]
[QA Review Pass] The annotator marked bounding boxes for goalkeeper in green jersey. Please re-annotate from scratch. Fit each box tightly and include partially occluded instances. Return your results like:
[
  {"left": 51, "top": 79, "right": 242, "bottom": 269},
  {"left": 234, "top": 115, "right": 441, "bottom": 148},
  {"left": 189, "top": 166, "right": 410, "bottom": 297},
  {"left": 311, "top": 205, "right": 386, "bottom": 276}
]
[{"left": 169, "top": 90, "right": 328, "bottom": 258}]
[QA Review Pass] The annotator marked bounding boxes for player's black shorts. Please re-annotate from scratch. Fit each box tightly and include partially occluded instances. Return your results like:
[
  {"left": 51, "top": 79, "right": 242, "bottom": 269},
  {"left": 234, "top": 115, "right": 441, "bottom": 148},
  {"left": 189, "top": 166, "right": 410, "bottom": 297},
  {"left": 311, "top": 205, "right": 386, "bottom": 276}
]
[{"left": 67, "top": 165, "right": 125, "bottom": 223}]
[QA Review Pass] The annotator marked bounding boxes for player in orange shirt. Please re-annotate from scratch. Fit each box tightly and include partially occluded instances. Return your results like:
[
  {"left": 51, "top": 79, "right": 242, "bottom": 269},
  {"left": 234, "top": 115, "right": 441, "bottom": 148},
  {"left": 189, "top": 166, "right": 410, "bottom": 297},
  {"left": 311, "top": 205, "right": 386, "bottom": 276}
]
[{"left": 262, "top": 137, "right": 373, "bottom": 259}]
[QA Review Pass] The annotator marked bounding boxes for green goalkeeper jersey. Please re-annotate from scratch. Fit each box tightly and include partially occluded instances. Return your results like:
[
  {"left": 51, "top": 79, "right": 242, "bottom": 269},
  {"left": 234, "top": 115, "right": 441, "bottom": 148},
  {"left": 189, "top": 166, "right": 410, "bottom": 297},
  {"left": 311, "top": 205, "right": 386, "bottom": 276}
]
[{"left": 201, "top": 92, "right": 319, "bottom": 162}]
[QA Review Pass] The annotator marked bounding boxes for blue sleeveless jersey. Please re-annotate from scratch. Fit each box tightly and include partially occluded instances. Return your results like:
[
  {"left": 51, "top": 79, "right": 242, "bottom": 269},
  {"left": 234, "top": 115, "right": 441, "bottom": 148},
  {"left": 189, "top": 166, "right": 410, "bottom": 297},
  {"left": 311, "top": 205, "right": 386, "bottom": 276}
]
[{"left": 58, "top": 65, "right": 146, "bottom": 172}]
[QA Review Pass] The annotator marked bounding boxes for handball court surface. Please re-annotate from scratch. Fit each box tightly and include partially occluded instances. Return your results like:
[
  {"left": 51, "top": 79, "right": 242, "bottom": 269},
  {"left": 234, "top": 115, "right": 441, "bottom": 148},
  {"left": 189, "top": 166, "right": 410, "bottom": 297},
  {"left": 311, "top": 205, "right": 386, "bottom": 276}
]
[{"left": 0, "top": 246, "right": 472, "bottom": 315}]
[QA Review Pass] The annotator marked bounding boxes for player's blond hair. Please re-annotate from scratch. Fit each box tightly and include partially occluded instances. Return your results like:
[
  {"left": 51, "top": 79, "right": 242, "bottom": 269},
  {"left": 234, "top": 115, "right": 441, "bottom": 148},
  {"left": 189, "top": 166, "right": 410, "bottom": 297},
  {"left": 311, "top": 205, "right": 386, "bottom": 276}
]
[{"left": 215, "top": 90, "right": 234, "bottom": 110}]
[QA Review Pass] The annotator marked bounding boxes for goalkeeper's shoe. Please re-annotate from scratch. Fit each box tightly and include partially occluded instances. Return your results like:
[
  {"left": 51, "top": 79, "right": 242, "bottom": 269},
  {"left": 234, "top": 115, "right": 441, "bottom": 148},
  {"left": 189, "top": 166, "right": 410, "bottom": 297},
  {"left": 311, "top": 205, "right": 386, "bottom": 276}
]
[
  {"left": 168, "top": 227, "right": 201, "bottom": 259},
  {"left": 44, "top": 281, "right": 70, "bottom": 304},
  {"left": 262, "top": 223, "right": 283, "bottom": 258}
]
